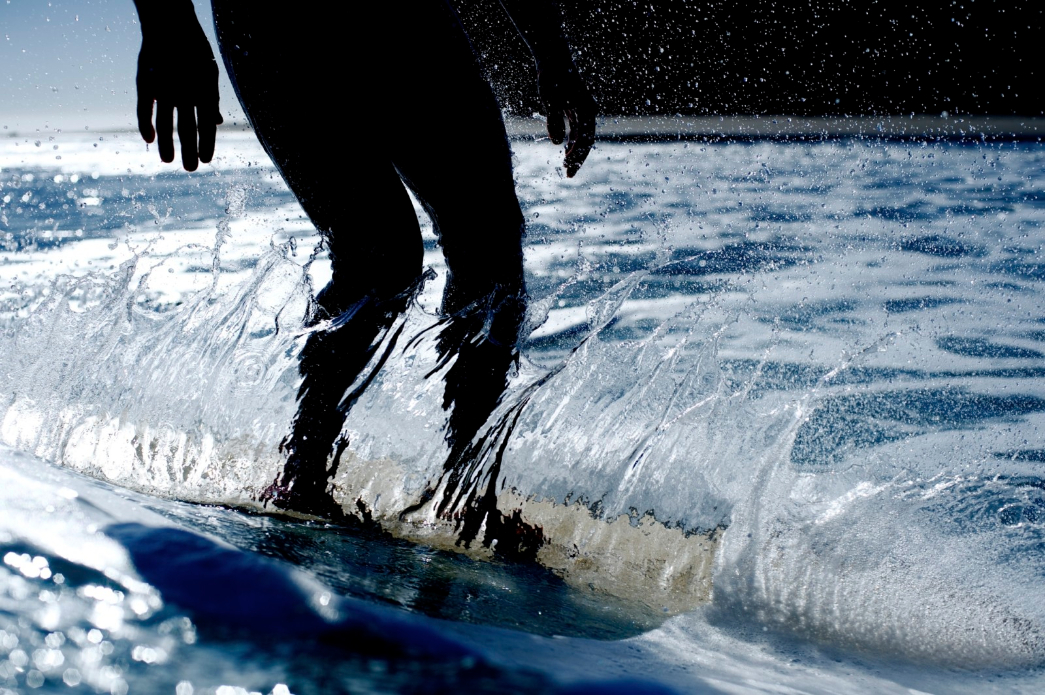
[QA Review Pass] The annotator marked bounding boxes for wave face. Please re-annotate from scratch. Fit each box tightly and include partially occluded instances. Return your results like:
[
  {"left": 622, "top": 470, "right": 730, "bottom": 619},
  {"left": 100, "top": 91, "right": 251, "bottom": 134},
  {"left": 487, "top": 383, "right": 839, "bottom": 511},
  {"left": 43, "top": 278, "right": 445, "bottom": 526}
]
[{"left": 3, "top": 130, "right": 1045, "bottom": 671}]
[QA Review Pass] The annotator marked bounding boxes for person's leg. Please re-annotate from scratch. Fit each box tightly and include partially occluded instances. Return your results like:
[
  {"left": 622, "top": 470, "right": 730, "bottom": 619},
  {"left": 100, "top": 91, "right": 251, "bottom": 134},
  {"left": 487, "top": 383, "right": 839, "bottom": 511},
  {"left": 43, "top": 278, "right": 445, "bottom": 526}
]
[
  {"left": 270, "top": 161, "right": 423, "bottom": 517},
  {"left": 379, "top": 2, "right": 529, "bottom": 453},
  {"left": 212, "top": 1, "right": 528, "bottom": 517},
  {"left": 211, "top": 3, "right": 424, "bottom": 515},
  {"left": 382, "top": 3, "right": 526, "bottom": 311}
]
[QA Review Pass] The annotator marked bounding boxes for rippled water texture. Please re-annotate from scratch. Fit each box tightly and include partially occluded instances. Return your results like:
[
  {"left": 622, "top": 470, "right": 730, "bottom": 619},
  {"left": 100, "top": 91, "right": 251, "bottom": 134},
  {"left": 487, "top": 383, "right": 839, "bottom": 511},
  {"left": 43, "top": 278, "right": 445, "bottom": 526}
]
[{"left": 1, "top": 129, "right": 1045, "bottom": 693}]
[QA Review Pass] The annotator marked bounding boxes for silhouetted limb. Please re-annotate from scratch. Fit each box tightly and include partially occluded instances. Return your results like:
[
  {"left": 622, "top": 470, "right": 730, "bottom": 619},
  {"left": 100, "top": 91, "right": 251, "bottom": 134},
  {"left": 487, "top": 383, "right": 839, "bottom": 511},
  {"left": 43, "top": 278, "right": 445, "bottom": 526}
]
[
  {"left": 132, "top": 0, "right": 222, "bottom": 171},
  {"left": 201, "top": 1, "right": 593, "bottom": 520},
  {"left": 261, "top": 278, "right": 423, "bottom": 517},
  {"left": 433, "top": 285, "right": 526, "bottom": 451},
  {"left": 498, "top": 0, "right": 598, "bottom": 177}
]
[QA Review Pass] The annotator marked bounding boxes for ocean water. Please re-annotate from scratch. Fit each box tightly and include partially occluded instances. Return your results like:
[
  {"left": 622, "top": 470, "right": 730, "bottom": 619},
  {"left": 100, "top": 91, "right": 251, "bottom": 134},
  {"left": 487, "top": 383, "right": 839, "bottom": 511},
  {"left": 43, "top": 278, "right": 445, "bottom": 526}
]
[{"left": 1, "top": 125, "right": 1045, "bottom": 693}]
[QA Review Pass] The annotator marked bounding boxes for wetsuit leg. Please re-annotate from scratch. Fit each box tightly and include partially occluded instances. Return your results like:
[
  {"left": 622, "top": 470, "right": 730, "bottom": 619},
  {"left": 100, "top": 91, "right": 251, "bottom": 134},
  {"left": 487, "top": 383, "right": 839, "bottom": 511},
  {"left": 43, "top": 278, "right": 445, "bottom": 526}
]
[
  {"left": 382, "top": 3, "right": 526, "bottom": 311},
  {"left": 211, "top": 3, "right": 424, "bottom": 515},
  {"left": 210, "top": 4, "right": 424, "bottom": 305},
  {"left": 378, "top": 2, "right": 528, "bottom": 453},
  {"left": 272, "top": 160, "right": 423, "bottom": 517},
  {"left": 212, "top": 1, "right": 528, "bottom": 517}
]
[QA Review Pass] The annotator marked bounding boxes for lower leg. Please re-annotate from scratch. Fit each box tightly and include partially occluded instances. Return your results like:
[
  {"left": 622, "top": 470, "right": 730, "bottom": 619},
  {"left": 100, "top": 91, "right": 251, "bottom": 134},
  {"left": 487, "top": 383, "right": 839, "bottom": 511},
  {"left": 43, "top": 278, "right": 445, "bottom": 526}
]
[
  {"left": 267, "top": 171, "right": 424, "bottom": 515},
  {"left": 382, "top": 2, "right": 529, "bottom": 452},
  {"left": 268, "top": 286, "right": 415, "bottom": 516},
  {"left": 212, "top": 5, "right": 426, "bottom": 513}
]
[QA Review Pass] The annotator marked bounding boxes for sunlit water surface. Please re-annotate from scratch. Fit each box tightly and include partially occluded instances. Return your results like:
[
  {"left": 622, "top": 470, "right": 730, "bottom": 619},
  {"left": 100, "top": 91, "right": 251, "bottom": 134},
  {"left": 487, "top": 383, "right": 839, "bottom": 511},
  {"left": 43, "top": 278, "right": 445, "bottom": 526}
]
[{"left": 1, "top": 128, "right": 1044, "bottom": 693}]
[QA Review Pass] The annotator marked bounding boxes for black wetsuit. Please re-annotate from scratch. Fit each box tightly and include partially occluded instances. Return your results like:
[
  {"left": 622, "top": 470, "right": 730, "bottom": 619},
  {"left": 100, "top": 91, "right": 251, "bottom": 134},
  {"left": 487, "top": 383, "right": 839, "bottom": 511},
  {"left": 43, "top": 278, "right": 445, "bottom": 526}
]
[{"left": 211, "top": 1, "right": 527, "bottom": 516}]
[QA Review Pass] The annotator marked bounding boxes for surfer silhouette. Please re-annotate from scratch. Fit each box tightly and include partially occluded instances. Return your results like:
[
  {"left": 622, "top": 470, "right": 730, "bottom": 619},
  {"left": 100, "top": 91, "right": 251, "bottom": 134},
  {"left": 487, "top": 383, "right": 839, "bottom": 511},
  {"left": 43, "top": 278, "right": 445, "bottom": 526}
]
[{"left": 132, "top": 1, "right": 597, "bottom": 518}]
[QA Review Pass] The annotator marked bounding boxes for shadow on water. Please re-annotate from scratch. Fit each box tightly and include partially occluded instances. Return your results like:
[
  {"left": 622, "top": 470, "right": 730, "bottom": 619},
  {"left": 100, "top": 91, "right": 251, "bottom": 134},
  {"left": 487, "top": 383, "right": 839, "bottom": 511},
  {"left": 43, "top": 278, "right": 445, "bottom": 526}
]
[
  {"left": 996, "top": 450, "right": 1045, "bottom": 463},
  {"left": 664, "top": 239, "right": 813, "bottom": 277},
  {"left": 792, "top": 388, "right": 1045, "bottom": 469},
  {"left": 883, "top": 296, "right": 962, "bottom": 313},
  {"left": 937, "top": 336, "right": 1045, "bottom": 359},
  {"left": 897, "top": 234, "right": 987, "bottom": 258}
]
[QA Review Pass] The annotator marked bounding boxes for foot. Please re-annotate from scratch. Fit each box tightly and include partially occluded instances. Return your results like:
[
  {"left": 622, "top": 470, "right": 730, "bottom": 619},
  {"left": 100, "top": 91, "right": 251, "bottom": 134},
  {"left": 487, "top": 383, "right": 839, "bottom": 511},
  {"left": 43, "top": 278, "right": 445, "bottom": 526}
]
[{"left": 259, "top": 471, "right": 346, "bottom": 521}]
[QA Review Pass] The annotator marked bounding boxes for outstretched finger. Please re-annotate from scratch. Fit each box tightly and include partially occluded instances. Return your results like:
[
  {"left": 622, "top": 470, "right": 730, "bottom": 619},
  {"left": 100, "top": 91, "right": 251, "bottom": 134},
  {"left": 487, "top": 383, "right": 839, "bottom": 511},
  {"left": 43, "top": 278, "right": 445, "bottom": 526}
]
[
  {"left": 198, "top": 114, "right": 217, "bottom": 164},
  {"left": 198, "top": 100, "right": 221, "bottom": 164},
  {"left": 136, "top": 92, "right": 155, "bottom": 144},
  {"left": 135, "top": 59, "right": 156, "bottom": 144},
  {"left": 177, "top": 104, "right": 199, "bottom": 172},
  {"left": 564, "top": 106, "right": 596, "bottom": 178},
  {"left": 156, "top": 100, "right": 176, "bottom": 163}
]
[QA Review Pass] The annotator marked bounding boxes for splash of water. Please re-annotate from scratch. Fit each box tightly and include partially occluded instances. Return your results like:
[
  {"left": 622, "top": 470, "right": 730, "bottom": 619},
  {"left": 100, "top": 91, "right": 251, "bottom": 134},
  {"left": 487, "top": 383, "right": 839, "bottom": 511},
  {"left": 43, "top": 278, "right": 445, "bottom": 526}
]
[
  {"left": 0, "top": 240, "right": 310, "bottom": 506},
  {"left": 4, "top": 137, "right": 1045, "bottom": 671}
]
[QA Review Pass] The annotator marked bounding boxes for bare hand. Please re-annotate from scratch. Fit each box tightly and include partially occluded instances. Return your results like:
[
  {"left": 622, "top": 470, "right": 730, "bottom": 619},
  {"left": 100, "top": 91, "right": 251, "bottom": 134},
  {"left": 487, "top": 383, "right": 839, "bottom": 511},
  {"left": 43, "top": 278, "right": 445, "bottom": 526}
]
[
  {"left": 136, "top": 22, "right": 223, "bottom": 172},
  {"left": 538, "top": 63, "right": 596, "bottom": 178}
]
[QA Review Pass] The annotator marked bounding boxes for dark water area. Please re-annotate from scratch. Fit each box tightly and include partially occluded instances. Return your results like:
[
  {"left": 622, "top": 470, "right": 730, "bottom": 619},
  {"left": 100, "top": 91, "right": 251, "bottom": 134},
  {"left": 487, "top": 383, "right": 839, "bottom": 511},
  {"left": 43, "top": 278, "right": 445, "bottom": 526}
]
[{"left": 150, "top": 502, "right": 665, "bottom": 641}]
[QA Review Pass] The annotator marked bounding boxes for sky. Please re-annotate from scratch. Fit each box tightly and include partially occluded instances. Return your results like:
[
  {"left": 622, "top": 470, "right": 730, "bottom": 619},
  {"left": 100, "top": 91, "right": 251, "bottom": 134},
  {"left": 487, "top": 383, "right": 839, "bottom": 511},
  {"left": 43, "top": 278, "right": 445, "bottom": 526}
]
[{"left": 2, "top": 0, "right": 244, "bottom": 133}]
